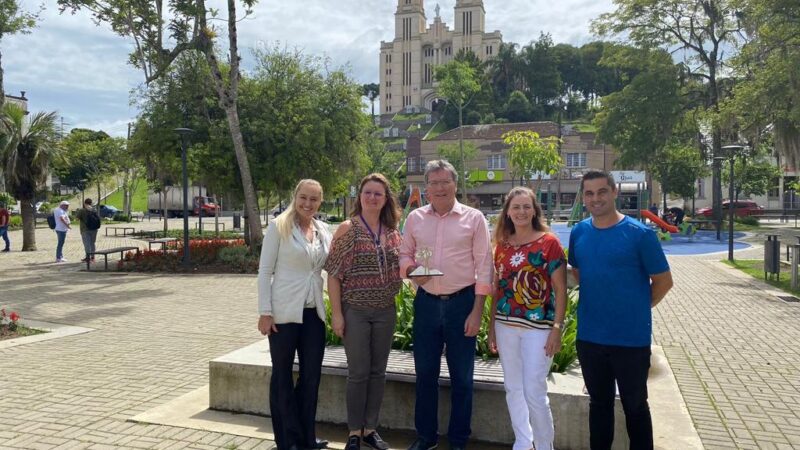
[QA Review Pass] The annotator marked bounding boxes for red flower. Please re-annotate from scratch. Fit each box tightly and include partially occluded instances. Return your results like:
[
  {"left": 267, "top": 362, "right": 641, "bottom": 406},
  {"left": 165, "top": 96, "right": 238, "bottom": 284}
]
[{"left": 9, "top": 311, "right": 20, "bottom": 322}]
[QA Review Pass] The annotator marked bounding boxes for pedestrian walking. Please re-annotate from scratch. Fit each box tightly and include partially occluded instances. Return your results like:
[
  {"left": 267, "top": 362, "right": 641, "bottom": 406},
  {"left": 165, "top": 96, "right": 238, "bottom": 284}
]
[{"left": 53, "top": 201, "right": 72, "bottom": 262}]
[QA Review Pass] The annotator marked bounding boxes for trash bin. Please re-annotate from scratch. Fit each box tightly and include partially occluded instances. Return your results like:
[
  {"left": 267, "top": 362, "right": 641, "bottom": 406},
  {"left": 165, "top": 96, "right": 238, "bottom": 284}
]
[
  {"left": 764, "top": 234, "right": 780, "bottom": 280},
  {"left": 233, "top": 212, "right": 241, "bottom": 230}
]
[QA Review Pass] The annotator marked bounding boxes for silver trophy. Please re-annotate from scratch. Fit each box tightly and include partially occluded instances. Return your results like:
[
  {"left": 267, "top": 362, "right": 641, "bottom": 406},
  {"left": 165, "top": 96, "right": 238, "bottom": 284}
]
[{"left": 410, "top": 247, "right": 444, "bottom": 277}]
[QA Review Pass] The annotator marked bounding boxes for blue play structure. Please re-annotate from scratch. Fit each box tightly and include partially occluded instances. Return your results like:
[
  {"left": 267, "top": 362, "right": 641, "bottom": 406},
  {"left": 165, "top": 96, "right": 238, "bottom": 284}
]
[{"left": 550, "top": 224, "right": 751, "bottom": 256}]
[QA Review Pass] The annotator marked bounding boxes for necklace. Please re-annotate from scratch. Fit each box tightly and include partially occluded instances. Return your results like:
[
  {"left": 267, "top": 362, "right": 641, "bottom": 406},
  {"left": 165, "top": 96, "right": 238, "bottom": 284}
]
[{"left": 360, "top": 214, "right": 387, "bottom": 282}]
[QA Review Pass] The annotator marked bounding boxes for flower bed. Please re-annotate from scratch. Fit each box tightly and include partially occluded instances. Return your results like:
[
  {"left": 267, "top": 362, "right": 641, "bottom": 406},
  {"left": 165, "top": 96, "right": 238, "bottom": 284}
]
[
  {"left": 0, "top": 308, "right": 45, "bottom": 341},
  {"left": 118, "top": 238, "right": 258, "bottom": 273}
]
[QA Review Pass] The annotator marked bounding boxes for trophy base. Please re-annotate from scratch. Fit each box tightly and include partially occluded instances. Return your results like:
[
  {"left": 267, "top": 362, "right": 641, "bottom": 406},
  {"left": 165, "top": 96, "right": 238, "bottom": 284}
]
[{"left": 408, "top": 266, "right": 444, "bottom": 277}]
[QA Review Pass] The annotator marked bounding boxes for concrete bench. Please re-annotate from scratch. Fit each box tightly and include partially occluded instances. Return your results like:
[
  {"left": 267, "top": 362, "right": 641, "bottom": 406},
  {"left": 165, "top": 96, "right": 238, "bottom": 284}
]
[
  {"left": 210, "top": 342, "right": 629, "bottom": 448},
  {"left": 105, "top": 226, "right": 136, "bottom": 237},
  {"left": 147, "top": 238, "right": 178, "bottom": 252},
  {"left": 88, "top": 246, "right": 140, "bottom": 271}
]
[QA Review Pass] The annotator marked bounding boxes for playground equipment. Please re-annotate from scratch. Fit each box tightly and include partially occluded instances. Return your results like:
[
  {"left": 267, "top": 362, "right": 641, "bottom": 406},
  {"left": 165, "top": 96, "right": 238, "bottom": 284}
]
[{"left": 640, "top": 210, "right": 679, "bottom": 233}]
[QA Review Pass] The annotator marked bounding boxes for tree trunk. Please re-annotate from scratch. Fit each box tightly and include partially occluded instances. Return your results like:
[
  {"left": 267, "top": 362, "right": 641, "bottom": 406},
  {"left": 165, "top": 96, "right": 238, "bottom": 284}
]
[
  {"left": 162, "top": 190, "right": 169, "bottom": 235},
  {"left": 223, "top": 106, "right": 262, "bottom": 246},
  {"left": 0, "top": 49, "right": 5, "bottom": 110},
  {"left": 20, "top": 199, "right": 37, "bottom": 251}
]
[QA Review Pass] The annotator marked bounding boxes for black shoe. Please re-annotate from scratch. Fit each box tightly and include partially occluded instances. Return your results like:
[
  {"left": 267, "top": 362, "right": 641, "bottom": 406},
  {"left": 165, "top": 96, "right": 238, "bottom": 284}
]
[
  {"left": 407, "top": 438, "right": 438, "bottom": 450},
  {"left": 307, "top": 439, "right": 329, "bottom": 449},
  {"left": 1, "top": 248, "right": 9, "bottom": 252},
  {"left": 345, "top": 435, "right": 361, "bottom": 450},
  {"left": 363, "top": 431, "right": 389, "bottom": 450}
]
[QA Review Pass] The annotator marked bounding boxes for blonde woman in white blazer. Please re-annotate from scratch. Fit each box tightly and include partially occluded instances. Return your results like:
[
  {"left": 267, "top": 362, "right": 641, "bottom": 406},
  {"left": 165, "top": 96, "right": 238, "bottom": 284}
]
[{"left": 258, "top": 179, "right": 332, "bottom": 450}]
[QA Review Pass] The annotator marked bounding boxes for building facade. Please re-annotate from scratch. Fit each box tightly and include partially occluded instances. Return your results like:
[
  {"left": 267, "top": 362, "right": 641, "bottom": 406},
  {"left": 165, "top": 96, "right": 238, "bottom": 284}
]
[
  {"left": 379, "top": 0, "right": 502, "bottom": 114},
  {"left": 406, "top": 122, "right": 627, "bottom": 212}
]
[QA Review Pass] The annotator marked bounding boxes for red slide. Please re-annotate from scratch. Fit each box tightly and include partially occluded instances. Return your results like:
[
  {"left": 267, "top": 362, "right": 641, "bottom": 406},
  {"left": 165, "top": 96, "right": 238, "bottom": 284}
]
[{"left": 640, "top": 210, "right": 679, "bottom": 233}]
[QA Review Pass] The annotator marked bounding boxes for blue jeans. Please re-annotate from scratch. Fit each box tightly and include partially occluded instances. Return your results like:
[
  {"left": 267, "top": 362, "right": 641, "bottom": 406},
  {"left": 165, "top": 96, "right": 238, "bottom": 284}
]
[
  {"left": 0, "top": 226, "right": 8, "bottom": 250},
  {"left": 413, "top": 285, "right": 477, "bottom": 446},
  {"left": 56, "top": 231, "right": 67, "bottom": 260}
]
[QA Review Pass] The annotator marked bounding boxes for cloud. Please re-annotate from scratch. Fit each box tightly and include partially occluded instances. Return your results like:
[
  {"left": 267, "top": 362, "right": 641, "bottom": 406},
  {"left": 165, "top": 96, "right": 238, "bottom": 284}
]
[{"left": 3, "top": 0, "right": 614, "bottom": 137}]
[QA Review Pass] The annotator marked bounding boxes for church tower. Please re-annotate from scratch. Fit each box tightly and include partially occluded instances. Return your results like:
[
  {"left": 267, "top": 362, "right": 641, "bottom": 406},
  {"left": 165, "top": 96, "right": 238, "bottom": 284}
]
[
  {"left": 454, "top": 0, "right": 486, "bottom": 53},
  {"left": 379, "top": 0, "right": 501, "bottom": 114}
]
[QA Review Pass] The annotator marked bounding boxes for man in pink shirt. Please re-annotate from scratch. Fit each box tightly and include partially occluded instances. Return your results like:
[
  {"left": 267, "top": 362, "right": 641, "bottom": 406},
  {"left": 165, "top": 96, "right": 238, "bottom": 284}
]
[{"left": 399, "top": 160, "right": 493, "bottom": 450}]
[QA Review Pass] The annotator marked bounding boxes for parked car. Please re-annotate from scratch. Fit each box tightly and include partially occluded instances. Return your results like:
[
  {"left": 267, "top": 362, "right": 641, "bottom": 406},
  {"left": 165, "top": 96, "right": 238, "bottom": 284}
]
[
  {"left": 696, "top": 201, "right": 764, "bottom": 218},
  {"left": 98, "top": 204, "right": 119, "bottom": 218}
]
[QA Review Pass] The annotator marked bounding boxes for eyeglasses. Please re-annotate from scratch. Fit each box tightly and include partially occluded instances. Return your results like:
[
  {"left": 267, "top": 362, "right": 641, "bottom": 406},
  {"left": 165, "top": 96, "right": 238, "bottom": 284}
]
[
  {"left": 426, "top": 180, "right": 453, "bottom": 188},
  {"left": 362, "top": 191, "right": 385, "bottom": 198}
]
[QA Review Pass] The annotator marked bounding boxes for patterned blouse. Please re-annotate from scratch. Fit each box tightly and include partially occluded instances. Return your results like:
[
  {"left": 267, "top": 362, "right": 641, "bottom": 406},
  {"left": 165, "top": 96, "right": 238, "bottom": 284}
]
[
  {"left": 494, "top": 233, "right": 564, "bottom": 329},
  {"left": 324, "top": 219, "right": 403, "bottom": 309}
]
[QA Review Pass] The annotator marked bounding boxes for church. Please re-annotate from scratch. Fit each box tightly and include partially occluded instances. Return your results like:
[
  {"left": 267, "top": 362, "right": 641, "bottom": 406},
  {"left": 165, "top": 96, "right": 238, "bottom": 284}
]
[{"left": 379, "top": 0, "right": 502, "bottom": 114}]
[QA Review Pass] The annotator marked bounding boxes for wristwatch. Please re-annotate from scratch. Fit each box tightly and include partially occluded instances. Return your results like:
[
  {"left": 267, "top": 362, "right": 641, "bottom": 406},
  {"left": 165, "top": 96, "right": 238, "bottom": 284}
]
[{"left": 553, "top": 322, "right": 563, "bottom": 330}]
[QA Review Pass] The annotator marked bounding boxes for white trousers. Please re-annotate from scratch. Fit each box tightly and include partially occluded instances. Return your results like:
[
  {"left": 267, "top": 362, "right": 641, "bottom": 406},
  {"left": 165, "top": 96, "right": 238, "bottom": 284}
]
[{"left": 495, "top": 322, "right": 555, "bottom": 450}]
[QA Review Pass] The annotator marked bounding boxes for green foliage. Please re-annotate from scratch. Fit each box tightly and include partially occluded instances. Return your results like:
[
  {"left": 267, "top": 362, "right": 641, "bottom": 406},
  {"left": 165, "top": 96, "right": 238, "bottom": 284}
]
[
  {"left": 51, "top": 129, "right": 126, "bottom": 190},
  {"left": 721, "top": 157, "right": 782, "bottom": 198},
  {"left": 7, "top": 215, "right": 21, "bottom": 229},
  {"left": 324, "top": 284, "right": 580, "bottom": 373},
  {"left": 437, "top": 142, "right": 479, "bottom": 186},
  {"left": 0, "top": 191, "right": 12, "bottom": 206},
  {"left": 502, "top": 130, "right": 562, "bottom": 186},
  {"left": 593, "top": 48, "right": 683, "bottom": 168},
  {"left": 218, "top": 245, "right": 258, "bottom": 273},
  {"left": 652, "top": 143, "right": 707, "bottom": 199},
  {"left": 734, "top": 216, "right": 759, "bottom": 226}
]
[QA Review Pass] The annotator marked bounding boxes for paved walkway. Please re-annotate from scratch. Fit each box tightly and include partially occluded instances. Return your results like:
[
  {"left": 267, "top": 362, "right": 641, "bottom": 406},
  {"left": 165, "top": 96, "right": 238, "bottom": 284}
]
[{"left": 0, "top": 221, "right": 799, "bottom": 449}]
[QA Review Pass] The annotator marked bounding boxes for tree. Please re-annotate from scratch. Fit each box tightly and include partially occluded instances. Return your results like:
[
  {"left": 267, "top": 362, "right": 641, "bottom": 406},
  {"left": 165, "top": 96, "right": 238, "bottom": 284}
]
[
  {"left": 502, "top": 130, "right": 562, "bottom": 192},
  {"left": 593, "top": 47, "right": 684, "bottom": 168},
  {"left": 519, "top": 34, "right": 562, "bottom": 114},
  {"left": 0, "top": 103, "right": 60, "bottom": 251},
  {"left": 362, "top": 83, "right": 379, "bottom": 123},
  {"left": 651, "top": 143, "right": 707, "bottom": 205},
  {"left": 59, "top": 0, "right": 265, "bottom": 248},
  {"left": 437, "top": 142, "right": 479, "bottom": 189},
  {"left": 435, "top": 60, "right": 481, "bottom": 202},
  {"left": 488, "top": 42, "right": 521, "bottom": 104},
  {"left": 502, "top": 90, "right": 536, "bottom": 123},
  {"left": 0, "top": 0, "right": 40, "bottom": 108},
  {"left": 593, "top": 0, "right": 744, "bottom": 222}
]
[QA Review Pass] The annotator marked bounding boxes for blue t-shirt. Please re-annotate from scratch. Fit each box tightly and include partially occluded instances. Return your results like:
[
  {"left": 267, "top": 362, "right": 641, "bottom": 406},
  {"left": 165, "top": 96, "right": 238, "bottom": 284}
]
[{"left": 568, "top": 215, "right": 670, "bottom": 347}]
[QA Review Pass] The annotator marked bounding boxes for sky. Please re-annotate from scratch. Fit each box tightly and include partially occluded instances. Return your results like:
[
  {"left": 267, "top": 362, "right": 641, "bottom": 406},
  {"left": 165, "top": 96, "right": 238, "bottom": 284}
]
[{"left": 4, "top": 0, "right": 615, "bottom": 137}]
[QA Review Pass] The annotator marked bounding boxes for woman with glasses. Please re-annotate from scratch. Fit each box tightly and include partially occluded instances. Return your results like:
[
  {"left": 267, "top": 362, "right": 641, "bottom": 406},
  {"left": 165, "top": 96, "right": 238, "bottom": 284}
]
[
  {"left": 489, "top": 186, "right": 566, "bottom": 450},
  {"left": 325, "top": 173, "right": 403, "bottom": 450}
]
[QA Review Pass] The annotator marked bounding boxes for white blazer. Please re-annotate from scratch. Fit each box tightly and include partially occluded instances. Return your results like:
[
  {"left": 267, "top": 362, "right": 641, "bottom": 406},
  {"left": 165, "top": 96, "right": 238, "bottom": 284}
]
[{"left": 257, "top": 218, "right": 331, "bottom": 324}]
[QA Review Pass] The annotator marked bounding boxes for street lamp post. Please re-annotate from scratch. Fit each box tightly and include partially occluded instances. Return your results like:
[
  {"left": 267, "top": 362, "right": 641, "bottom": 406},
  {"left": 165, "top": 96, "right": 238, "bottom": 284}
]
[
  {"left": 175, "top": 127, "right": 195, "bottom": 269},
  {"left": 713, "top": 156, "right": 727, "bottom": 240},
  {"left": 722, "top": 145, "right": 745, "bottom": 261}
]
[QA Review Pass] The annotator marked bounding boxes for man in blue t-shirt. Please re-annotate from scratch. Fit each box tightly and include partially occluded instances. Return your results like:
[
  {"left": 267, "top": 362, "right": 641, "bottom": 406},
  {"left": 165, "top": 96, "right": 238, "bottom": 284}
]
[{"left": 568, "top": 170, "right": 673, "bottom": 450}]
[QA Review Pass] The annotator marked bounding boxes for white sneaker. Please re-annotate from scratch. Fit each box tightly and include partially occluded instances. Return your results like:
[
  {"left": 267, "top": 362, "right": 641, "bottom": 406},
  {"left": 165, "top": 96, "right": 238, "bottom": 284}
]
[{"left": 56, "top": 258, "right": 68, "bottom": 263}]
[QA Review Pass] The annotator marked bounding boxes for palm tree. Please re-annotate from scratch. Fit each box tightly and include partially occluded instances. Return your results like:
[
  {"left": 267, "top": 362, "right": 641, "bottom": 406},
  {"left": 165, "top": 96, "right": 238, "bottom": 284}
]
[
  {"left": 0, "top": 103, "right": 61, "bottom": 251},
  {"left": 488, "top": 42, "right": 520, "bottom": 100}
]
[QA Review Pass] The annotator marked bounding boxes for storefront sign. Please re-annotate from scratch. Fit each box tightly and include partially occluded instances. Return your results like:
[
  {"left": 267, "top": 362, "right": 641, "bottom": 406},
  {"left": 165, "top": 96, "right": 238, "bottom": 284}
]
[
  {"left": 611, "top": 171, "right": 646, "bottom": 183},
  {"left": 467, "top": 170, "right": 505, "bottom": 182}
]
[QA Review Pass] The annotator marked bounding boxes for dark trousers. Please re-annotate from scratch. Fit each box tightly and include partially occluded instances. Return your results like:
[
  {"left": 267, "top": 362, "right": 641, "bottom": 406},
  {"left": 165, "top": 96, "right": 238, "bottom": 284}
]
[
  {"left": 268, "top": 308, "right": 326, "bottom": 450},
  {"left": 576, "top": 340, "right": 653, "bottom": 450},
  {"left": 413, "top": 285, "right": 476, "bottom": 446}
]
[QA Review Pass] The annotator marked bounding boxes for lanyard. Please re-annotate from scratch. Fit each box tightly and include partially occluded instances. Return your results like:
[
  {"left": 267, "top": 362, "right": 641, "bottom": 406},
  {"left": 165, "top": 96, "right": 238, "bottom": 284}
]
[
  {"left": 360, "top": 214, "right": 387, "bottom": 281},
  {"left": 359, "top": 214, "right": 382, "bottom": 247}
]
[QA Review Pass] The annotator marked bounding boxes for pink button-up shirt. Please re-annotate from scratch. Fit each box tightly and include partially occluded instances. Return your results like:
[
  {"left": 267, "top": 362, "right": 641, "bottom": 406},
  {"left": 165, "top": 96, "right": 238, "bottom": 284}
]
[{"left": 399, "top": 201, "right": 493, "bottom": 296}]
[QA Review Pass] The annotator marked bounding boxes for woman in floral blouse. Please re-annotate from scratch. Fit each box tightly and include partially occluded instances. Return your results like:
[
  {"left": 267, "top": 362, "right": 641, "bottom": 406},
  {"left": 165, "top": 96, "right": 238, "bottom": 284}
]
[{"left": 489, "top": 186, "right": 567, "bottom": 450}]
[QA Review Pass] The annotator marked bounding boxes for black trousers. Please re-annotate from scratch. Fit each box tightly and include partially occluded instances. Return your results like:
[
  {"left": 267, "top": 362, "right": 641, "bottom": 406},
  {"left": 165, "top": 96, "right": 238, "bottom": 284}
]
[
  {"left": 268, "top": 308, "right": 326, "bottom": 450},
  {"left": 576, "top": 340, "right": 653, "bottom": 450}
]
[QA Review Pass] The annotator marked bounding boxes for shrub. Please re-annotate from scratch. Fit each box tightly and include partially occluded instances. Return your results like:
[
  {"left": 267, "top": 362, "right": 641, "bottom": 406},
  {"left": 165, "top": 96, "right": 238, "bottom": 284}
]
[
  {"left": 218, "top": 245, "right": 259, "bottom": 273},
  {"left": 121, "top": 238, "right": 247, "bottom": 271},
  {"left": 327, "top": 216, "right": 343, "bottom": 223},
  {"left": 8, "top": 216, "right": 22, "bottom": 229},
  {"left": 112, "top": 213, "right": 131, "bottom": 222},
  {"left": 735, "top": 216, "right": 759, "bottom": 226},
  {"left": 324, "top": 283, "right": 580, "bottom": 373}
]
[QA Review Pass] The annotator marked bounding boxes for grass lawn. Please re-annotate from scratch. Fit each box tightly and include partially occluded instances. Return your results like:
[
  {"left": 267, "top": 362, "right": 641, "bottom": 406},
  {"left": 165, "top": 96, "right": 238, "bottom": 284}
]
[
  {"left": 103, "top": 181, "right": 149, "bottom": 212},
  {"left": 0, "top": 324, "right": 46, "bottom": 341},
  {"left": 424, "top": 120, "right": 449, "bottom": 140},
  {"left": 569, "top": 122, "right": 597, "bottom": 133},
  {"left": 723, "top": 259, "right": 800, "bottom": 296}
]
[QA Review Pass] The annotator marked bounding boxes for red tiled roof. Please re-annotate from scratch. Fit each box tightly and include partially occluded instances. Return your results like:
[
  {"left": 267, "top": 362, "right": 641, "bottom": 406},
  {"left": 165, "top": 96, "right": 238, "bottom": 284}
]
[{"left": 427, "top": 121, "right": 560, "bottom": 141}]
